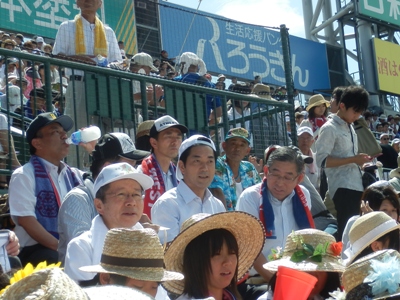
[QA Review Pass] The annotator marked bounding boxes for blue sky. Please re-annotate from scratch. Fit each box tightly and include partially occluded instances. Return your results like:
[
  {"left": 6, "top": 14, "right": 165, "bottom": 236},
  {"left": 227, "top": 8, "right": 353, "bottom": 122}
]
[{"left": 165, "top": 0, "right": 306, "bottom": 38}]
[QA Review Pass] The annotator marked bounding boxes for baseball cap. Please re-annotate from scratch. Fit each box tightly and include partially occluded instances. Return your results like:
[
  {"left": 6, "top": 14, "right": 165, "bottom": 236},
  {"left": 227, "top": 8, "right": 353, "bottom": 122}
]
[
  {"left": 26, "top": 112, "right": 74, "bottom": 143},
  {"left": 132, "top": 52, "right": 158, "bottom": 72},
  {"left": 392, "top": 138, "right": 400, "bottom": 146},
  {"left": 297, "top": 126, "right": 313, "bottom": 137},
  {"left": 149, "top": 115, "right": 188, "bottom": 138},
  {"left": 93, "top": 162, "right": 154, "bottom": 196},
  {"left": 224, "top": 127, "right": 250, "bottom": 144},
  {"left": 176, "top": 135, "right": 216, "bottom": 180},
  {"left": 92, "top": 132, "right": 150, "bottom": 162}
]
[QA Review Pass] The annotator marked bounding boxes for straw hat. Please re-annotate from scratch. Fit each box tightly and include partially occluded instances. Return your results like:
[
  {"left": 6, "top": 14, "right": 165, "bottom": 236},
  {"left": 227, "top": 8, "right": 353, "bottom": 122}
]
[
  {"left": 136, "top": 120, "right": 155, "bottom": 139},
  {"left": 252, "top": 83, "right": 273, "bottom": 100},
  {"left": 80, "top": 228, "right": 183, "bottom": 282},
  {"left": 306, "top": 94, "right": 330, "bottom": 111},
  {"left": 163, "top": 211, "right": 265, "bottom": 295},
  {"left": 344, "top": 211, "right": 400, "bottom": 266},
  {"left": 84, "top": 285, "right": 155, "bottom": 300},
  {"left": 0, "top": 268, "right": 88, "bottom": 300},
  {"left": 342, "top": 249, "right": 400, "bottom": 300},
  {"left": 263, "top": 229, "right": 345, "bottom": 273}
]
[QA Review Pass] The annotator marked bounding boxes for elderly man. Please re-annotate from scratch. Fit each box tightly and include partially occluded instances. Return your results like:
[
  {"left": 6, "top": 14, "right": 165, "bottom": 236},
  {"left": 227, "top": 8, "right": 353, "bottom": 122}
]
[
  {"left": 64, "top": 162, "right": 153, "bottom": 283},
  {"left": 9, "top": 112, "right": 83, "bottom": 266},
  {"left": 209, "top": 127, "right": 261, "bottom": 210},
  {"left": 53, "top": 0, "right": 122, "bottom": 166},
  {"left": 236, "top": 147, "right": 313, "bottom": 283},
  {"left": 58, "top": 132, "right": 149, "bottom": 263},
  {"left": 137, "top": 115, "right": 188, "bottom": 218},
  {"left": 151, "top": 135, "right": 226, "bottom": 244}
]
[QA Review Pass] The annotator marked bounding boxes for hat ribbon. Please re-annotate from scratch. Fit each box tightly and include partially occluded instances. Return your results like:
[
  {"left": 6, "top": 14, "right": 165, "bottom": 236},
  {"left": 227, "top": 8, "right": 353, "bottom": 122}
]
[{"left": 101, "top": 254, "right": 164, "bottom": 268}]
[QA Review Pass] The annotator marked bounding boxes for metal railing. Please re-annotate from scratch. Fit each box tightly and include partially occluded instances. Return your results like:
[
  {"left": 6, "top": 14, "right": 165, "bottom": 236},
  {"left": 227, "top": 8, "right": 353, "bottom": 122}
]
[{"left": 0, "top": 48, "right": 293, "bottom": 174}]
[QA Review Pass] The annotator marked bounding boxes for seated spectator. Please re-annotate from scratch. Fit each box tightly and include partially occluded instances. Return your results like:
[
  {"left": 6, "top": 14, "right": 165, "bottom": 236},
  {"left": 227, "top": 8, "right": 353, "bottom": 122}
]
[
  {"left": 343, "top": 211, "right": 399, "bottom": 266},
  {"left": 64, "top": 162, "right": 153, "bottom": 282},
  {"left": 1, "top": 39, "right": 16, "bottom": 51},
  {"left": 378, "top": 136, "right": 398, "bottom": 169},
  {"left": 295, "top": 112, "right": 304, "bottom": 128},
  {"left": 392, "top": 138, "right": 400, "bottom": 153},
  {"left": 209, "top": 127, "right": 261, "bottom": 210},
  {"left": 58, "top": 132, "right": 149, "bottom": 263},
  {"left": 300, "top": 94, "right": 330, "bottom": 141},
  {"left": 160, "top": 50, "right": 175, "bottom": 66},
  {"left": 236, "top": 146, "right": 313, "bottom": 283},
  {"left": 9, "top": 112, "right": 83, "bottom": 266},
  {"left": 297, "top": 126, "right": 319, "bottom": 190},
  {"left": 389, "top": 156, "right": 400, "bottom": 190},
  {"left": 151, "top": 135, "right": 225, "bottom": 244},
  {"left": 80, "top": 228, "right": 182, "bottom": 299},
  {"left": 217, "top": 73, "right": 226, "bottom": 89}
]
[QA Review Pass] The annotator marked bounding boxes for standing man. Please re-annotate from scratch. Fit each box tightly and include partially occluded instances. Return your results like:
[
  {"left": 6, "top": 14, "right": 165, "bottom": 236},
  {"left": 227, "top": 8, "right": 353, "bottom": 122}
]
[
  {"left": 137, "top": 115, "right": 188, "bottom": 218},
  {"left": 316, "top": 85, "right": 370, "bottom": 238},
  {"left": 151, "top": 135, "right": 226, "bottom": 243},
  {"left": 236, "top": 147, "right": 313, "bottom": 283},
  {"left": 9, "top": 112, "right": 83, "bottom": 266},
  {"left": 52, "top": 0, "right": 122, "bottom": 166},
  {"left": 209, "top": 127, "right": 261, "bottom": 210}
]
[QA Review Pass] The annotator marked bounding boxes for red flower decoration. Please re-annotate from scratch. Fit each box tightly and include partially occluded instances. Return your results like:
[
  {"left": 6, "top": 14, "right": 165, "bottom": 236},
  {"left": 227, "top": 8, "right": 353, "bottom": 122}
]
[{"left": 330, "top": 241, "right": 343, "bottom": 256}]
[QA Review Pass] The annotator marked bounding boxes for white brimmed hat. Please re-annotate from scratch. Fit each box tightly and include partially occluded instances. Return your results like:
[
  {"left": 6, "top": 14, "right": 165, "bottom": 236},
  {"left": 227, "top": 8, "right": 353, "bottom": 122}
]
[
  {"left": 163, "top": 212, "right": 265, "bottom": 295},
  {"left": 149, "top": 115, "right": 188, "bottom": 138},
  {"left": 84, "top": 285, "right": 156, "bottom": 300},
  {"left": 80, "top": 228, "right": 183, "bottom": 282},
  {"left": 306, "top": 94, "right": 330, "bottom": 111},
  {"left": 132, "top": 52, "right": 158, "bottom": 72},
  {"left": 179, "top": 52, "right": 207, "bottom": 76},
  {"left": 176, "top": 135, "right": 216, "bottom": 180},
  {"left": 344, "top": 211, "right": 400, "bottom": 266},
  {"left": 342, "top": 249, "right": 400, "bottom": 300},
  {"left": 263, "top": 229, "right": 345, "bottom": 273},
  {"left": 93, "top": 162, "right": 154, "bottom": 196}
]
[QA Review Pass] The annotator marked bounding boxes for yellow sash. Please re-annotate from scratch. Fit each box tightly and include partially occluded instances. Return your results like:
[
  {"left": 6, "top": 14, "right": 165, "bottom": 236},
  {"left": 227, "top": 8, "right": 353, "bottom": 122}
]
[{"left": 74, "top": 14, "right": 108, "bottom": 57}]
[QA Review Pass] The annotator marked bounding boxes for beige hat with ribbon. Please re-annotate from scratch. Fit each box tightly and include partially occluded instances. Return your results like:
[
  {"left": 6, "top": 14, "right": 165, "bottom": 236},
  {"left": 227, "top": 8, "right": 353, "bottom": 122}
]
[{"left": 306, "top": 94, "right": 330, "bottom": 111}]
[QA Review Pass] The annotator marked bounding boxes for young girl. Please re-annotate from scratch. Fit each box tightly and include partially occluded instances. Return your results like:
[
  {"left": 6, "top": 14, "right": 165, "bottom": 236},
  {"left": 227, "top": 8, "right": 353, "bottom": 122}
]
[
  {"left": 343, "top": 211, "right": 400, "bottom": 265},
  {"left": 163, "top": 212, "right": 265, "bottom": 300},
  {"left": 260, "top": 229, "right": 344, "bottom": 300},
  {"left": 300, "top": 94, "right": 330, "bottom": 141}
]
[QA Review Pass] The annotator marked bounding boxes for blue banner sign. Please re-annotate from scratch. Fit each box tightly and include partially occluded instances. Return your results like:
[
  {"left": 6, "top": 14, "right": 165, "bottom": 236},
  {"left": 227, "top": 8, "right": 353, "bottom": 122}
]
[{"left": 159, "top": 2, "right": 330, "bottom": 92}]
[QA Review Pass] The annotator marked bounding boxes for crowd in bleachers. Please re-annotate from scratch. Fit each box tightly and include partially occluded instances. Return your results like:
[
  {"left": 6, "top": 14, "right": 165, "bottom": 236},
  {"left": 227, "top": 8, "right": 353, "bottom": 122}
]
[{"left": 1, "top": 3, "right": 400, "bottom": 299}]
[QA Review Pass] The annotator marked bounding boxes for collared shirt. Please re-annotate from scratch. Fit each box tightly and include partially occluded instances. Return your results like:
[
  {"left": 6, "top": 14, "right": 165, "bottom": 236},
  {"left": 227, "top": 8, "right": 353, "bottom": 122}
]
[
  {"left": 209, "top": 155, "right": 261, "bottom": 211},
  {"left": 58, "top": 178, "right": 97, "bottom": 264},
  {"left": 52, "top": 15, "right": 122, "bottom": 76},
  {"left": 236, "top": 183, "right": 311, "bottom": 259},
  {"left": 315, "top": 114, "right": 363, "bottom": 198},
  {"left": 151, "top": 181, "right": 226, "bottom": 243},
  {"left": 137, "top": 163, "right": 175, "bottom": 192},
  {"left": 9, "top": 158, "right": 83, "bottom": 248}
]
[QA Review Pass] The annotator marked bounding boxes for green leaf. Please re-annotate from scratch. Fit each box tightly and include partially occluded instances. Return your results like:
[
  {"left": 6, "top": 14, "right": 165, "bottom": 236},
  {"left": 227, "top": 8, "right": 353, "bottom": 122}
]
[
  {"left": 290, "top": 250, "right": 309, "bottom": 262},
  {"left": 310, "top": 254, "right": 322, "bottom": 262},
  {"left": 303, "top": 243, "right": 314, "bottom": 256}
]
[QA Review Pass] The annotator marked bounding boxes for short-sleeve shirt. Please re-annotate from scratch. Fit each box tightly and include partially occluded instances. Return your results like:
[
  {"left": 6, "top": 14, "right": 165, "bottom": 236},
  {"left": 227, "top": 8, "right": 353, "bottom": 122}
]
[{"left": 209, "top": 155, "right": 261, "bottom": 210}]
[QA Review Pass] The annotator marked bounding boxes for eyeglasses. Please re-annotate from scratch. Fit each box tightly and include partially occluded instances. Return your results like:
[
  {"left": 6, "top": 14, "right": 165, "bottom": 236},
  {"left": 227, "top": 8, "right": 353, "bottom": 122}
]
[
  {"left": 105, "top": 191, "right": 144, "bottom": 202},
  {"left": 267, "top": 171, "right": 300, "bottom": 183}
]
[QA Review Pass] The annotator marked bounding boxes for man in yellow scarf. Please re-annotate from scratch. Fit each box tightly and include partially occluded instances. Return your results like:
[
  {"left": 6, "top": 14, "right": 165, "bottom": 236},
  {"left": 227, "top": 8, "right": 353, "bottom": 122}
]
[{"left": 52, "top": 0, "right": 122, "bottom": 168}]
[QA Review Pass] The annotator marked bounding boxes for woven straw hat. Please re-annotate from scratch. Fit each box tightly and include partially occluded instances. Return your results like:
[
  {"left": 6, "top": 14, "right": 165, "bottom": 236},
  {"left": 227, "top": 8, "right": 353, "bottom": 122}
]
[
  {"left": 263, "top": 229, "right": 345, "bottom": 273},
  {"left": 84, "top": 285, "right": 155, "bottom": 300},
  {"left": 163, "top": 211, "right": 265, "bottom": 295},
  {"left": 0, "top": 268, "right": 88, "bottom": 300},
  {"left": 136, "top": 120, "right": 155, "bottom": 140},
  {"left": 306, "top": 94, "right": 330, "bottom": 111},
  {"left": 342, "top": 249, "right": 400, "bottom": 300},
  {"left": 344, "top": 211, "right": 400, "bottom": 266},
  {"left": 80, "top": 228, "right": 183, "bottom": 282}
]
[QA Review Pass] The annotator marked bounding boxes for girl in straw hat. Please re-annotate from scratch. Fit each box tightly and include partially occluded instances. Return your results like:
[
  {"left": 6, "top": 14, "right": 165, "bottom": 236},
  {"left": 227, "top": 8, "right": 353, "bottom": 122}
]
[
  {"left": 261, "top": 229, "right": 344, "bottom": 300},
  {"left": 343, "top": 211, "right": 400, "bottom": 266},
  {"left": 163, "top": 211, "right": 265, "bottom": 300},
  {"left": 342, "top": 181, "right": 400, "bottom": 260},
  {"left": 300, "top": 94, "right": 330, "bottom": 141}
]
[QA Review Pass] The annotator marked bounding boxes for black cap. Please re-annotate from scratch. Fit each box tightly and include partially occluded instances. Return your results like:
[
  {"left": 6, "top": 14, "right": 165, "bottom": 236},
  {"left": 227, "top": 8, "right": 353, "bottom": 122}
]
[
  {"left": 92, "top": 132, "right": 150, "bottom": 162},
  {"left": 26, "top": 112, "right": 74, "bottom": 143},
  {"left": 288, "top": 145, "right": 313, "bottom": 164}
]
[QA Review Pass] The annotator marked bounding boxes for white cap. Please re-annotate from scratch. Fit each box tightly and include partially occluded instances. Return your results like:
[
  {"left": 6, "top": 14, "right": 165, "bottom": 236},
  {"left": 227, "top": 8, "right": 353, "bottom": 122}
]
[
  {"left": 36, "top": 36, "right": 44, "bottom": 43},
  {"left": 132, "top": 52, "right": 158, "bottom": 72},
  {"left": 176, "top": 135, "right": 216, "bottom": 180},
  {"left": 149, "top": 115, "right": 188, "bottom": 137},
  {"left": 5, "top": 85, "right": 21, "bottom": 106},
  {"left": 297, "top": 126, "right": 313, "bottom": 137},
  {"left": 93, "top": 162, "right": 154, "bottom": 196}
]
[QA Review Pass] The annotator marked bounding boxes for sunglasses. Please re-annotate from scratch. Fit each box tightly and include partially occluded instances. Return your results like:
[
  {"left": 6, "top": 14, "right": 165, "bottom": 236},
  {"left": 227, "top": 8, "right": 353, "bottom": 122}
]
[{"left": 382, "top": 138, "right": 390, "bottom": 140}]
